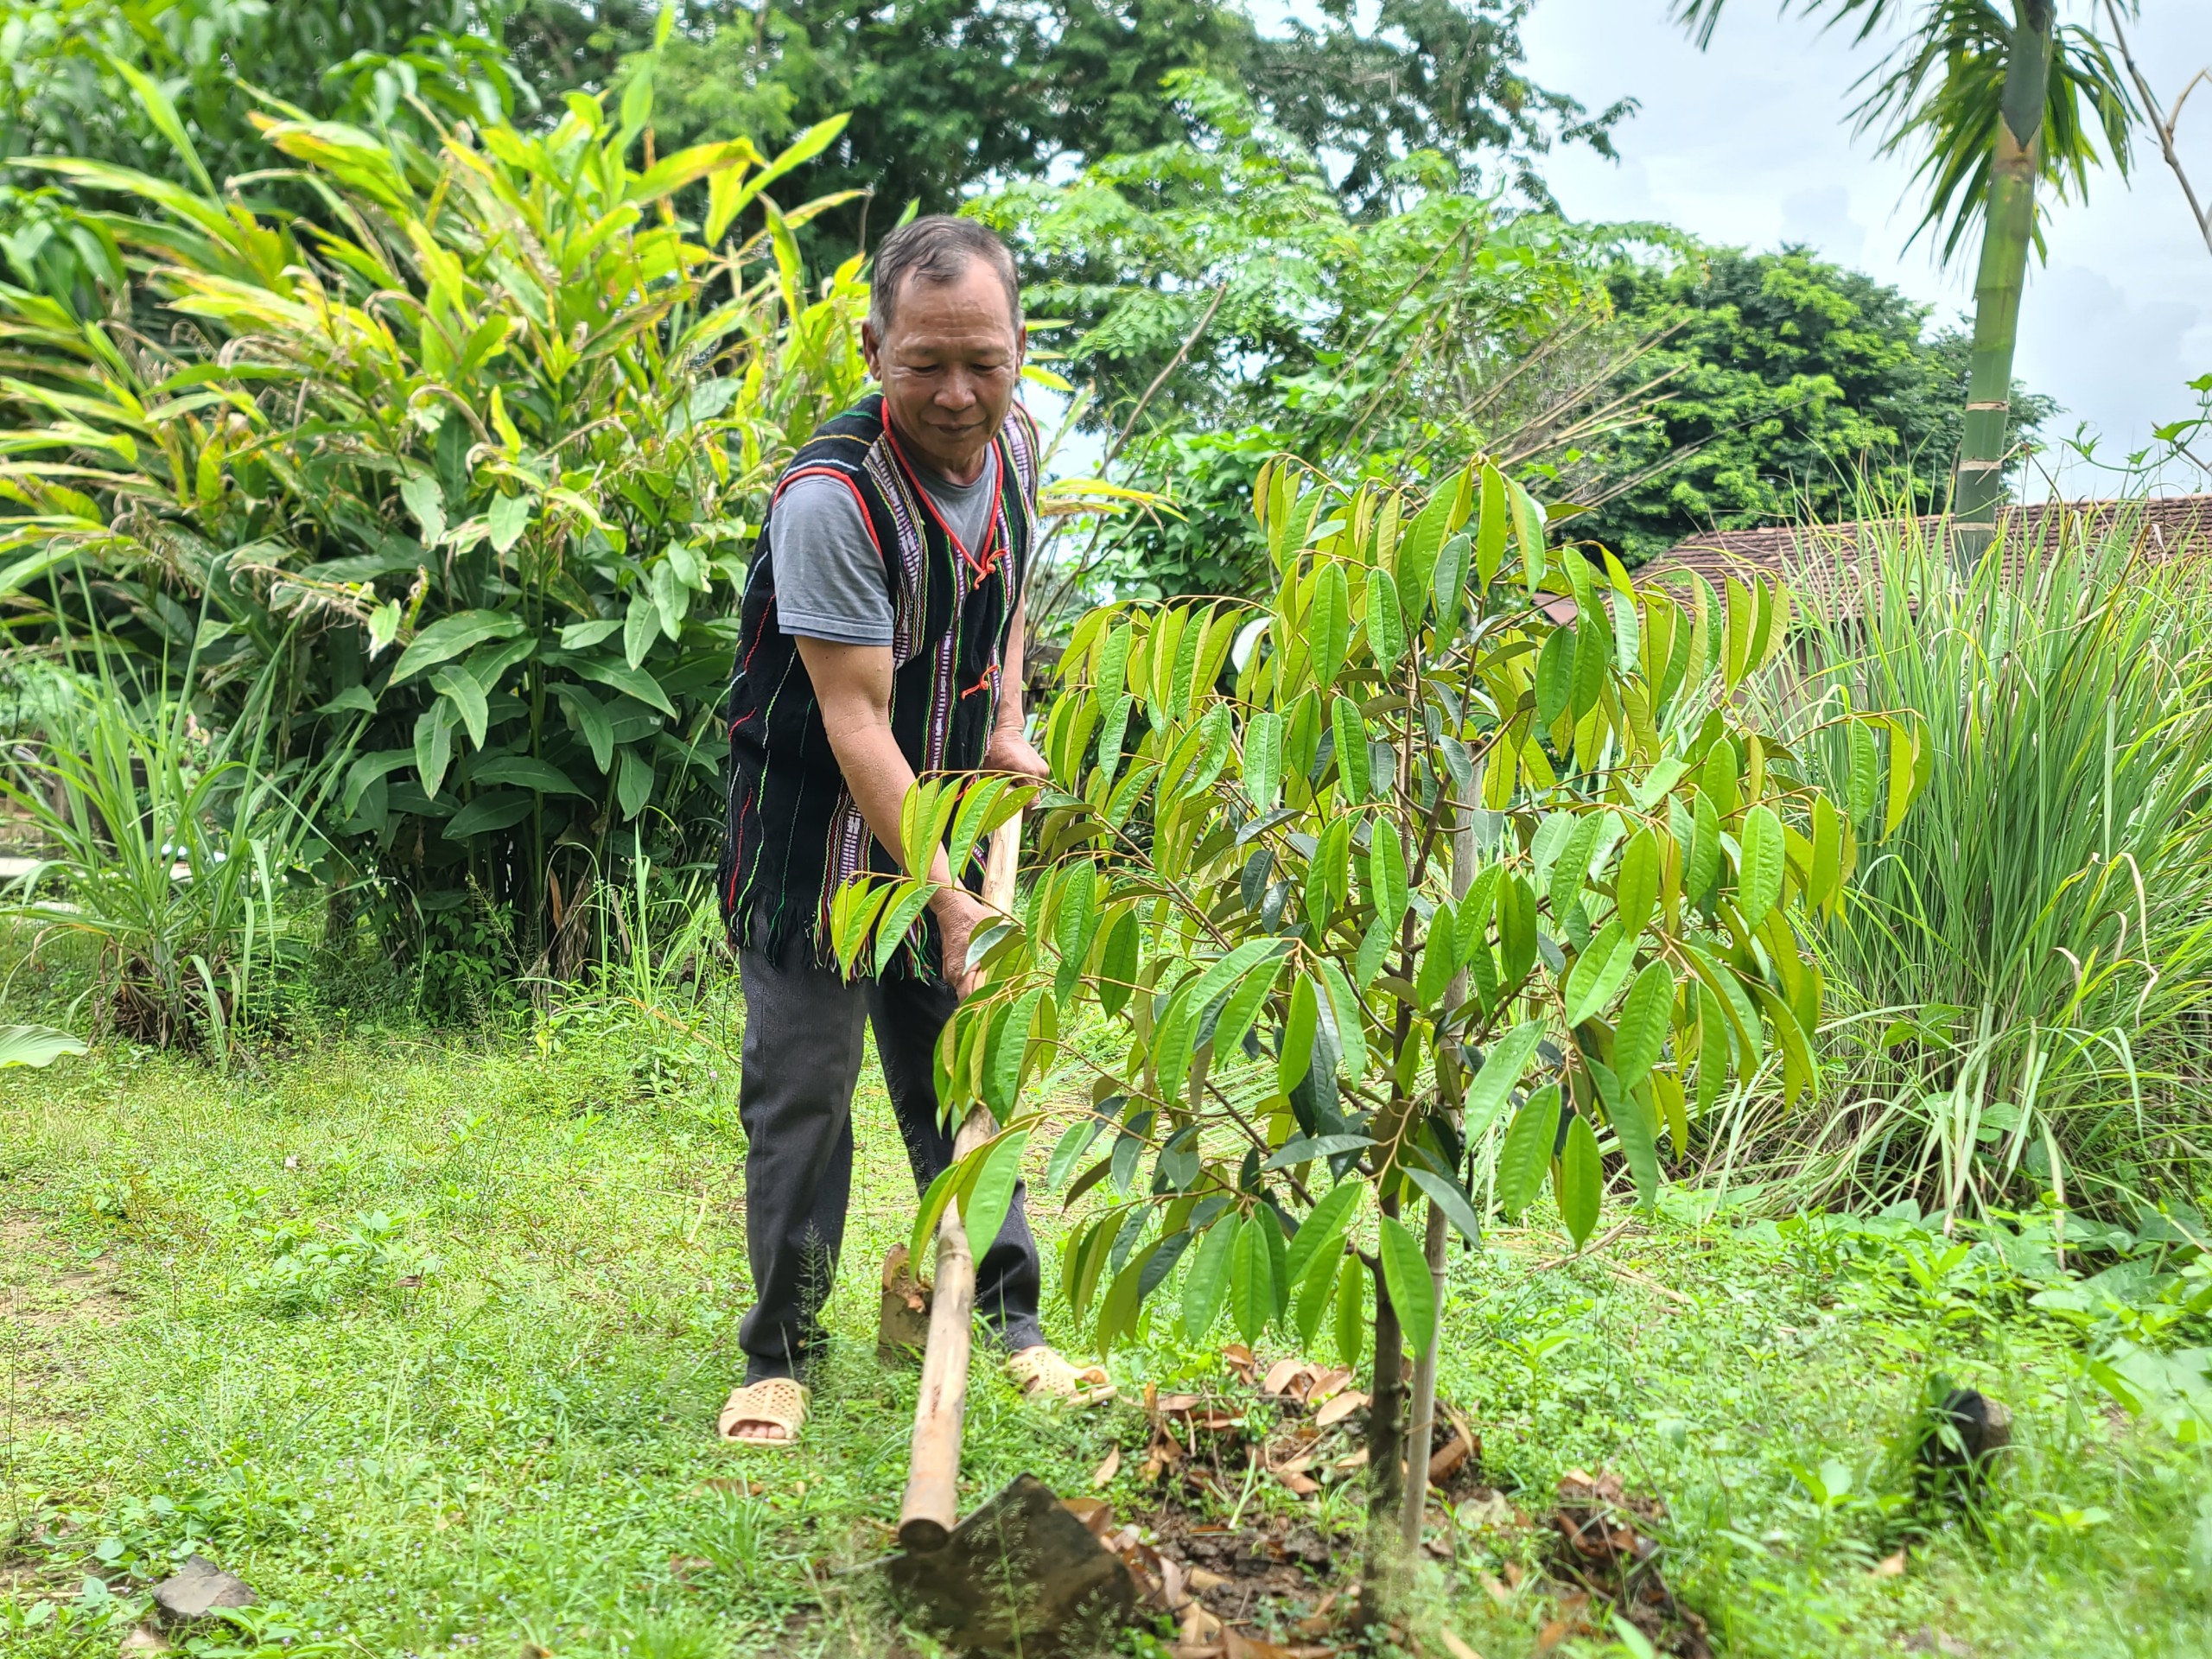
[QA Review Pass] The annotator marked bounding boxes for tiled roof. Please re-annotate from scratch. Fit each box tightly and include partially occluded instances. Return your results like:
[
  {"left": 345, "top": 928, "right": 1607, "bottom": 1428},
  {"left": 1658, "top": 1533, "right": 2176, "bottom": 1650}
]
[{"left": 1640, "top": 494, "right": 2212, "bottom": 619}]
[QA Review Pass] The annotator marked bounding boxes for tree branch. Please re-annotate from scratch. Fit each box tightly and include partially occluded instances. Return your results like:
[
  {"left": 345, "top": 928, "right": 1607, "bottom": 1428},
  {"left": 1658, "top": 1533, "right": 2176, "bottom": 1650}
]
[{"left": 2103, "top": 0, "right": 2212, "bottom": 257}]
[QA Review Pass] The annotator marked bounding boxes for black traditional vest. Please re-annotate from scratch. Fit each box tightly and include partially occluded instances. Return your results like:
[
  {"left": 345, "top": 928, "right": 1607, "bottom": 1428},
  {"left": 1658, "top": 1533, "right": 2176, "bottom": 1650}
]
[{"left": 719, "top": 393, "right": 1039, "bottom": 980}]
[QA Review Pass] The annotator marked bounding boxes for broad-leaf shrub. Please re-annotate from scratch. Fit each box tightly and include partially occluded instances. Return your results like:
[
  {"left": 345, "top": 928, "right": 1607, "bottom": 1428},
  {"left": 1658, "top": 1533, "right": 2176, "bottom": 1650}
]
[
  {"left": 836, "top": 457, "right": 1923, "bottom": 1525},
  {"left": 0, "top": 76, "right": 868, "bottom": 943}
]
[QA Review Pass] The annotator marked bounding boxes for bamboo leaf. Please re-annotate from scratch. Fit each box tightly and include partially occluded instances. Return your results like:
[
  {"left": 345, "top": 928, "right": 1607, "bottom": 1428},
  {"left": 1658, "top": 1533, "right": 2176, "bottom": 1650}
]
[
  {"left": 1311, "top": 562, "right": 1351, "bottom": 690},
  {"left": 1230, "top": 1213, "right": 1276, "bottom": 1344},
  {"left": 1182, "top": 1215, "right": 1237, "bottom": 1339},
  {"left": 1476, "top": 461, "right": 1509, "bottom": 585},
  {"left": 1563, "top": 921, "right": 1637, "bottom": 1027},
  {"left": 958, "top": 1128, "right": 1031, "bottom": 1261},
  {"left": 1282, "top": 1180, "right": 1362, "bottom": 1288},
  {"left": 1556, "top": 1113, "right": 1604, "bottom": 1245},
  {"left": 1597, "top": 1062, "right": 1662, "bottom": 1209},
  {"left": 391, "top": 610, "right": 524, "bottom": 686},
  {"left": 1366, "top": 568, "right": 1405, "bottom": 669},
  {"left": 1465, "top": 1020, "right": 1545, "bottom": 1140},
  {"left": 1278, "top": 975, "right": 1319, "bottom": 1093},
  {"left": 1332, "top": 1255, "right": 1365, "bottom": 1370},
  {"left": 1616, "top": 827, "right": 1660, "bottom": 937},
  {"left": 1406, "top": 1167, "right": 1483, "bottom": 1249},
  {"left": 1497, "top": 871, "right": 1537, "bottom": 984},
  {"left": 1332, "top": 695, "right": 1369, "bottom": 804},
  {"left": 1497, "top": 1085, "right": 1561, "bottom": 1218},
  {"left": 1244, "top": 709, "right": 1283, "bottom": 810},
  {"left": 1378, "top": 1214, "right": 1436, "bottom": 1358},
  {"left": 1738, "top": 803, "right": 1784, "bottom": 921},
  {"left": 872, "top": 879, "right": 938, "bottom": 977},
  {"left": 1611, "top": 961, "right": 1675, "bottom": 1091}
]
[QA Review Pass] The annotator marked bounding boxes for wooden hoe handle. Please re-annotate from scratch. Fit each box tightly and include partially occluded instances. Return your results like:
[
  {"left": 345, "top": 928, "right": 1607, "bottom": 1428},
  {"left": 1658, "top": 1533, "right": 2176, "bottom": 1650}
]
[{"left": 897, "top": 810, "right": 1020, "bottom": 1553}]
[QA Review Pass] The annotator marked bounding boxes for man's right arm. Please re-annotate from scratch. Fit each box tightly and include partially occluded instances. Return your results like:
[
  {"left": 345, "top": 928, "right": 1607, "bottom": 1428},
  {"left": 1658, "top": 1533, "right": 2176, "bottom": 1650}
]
[{"left": 794, "top": 635, "right": 990, "bottom": 991}]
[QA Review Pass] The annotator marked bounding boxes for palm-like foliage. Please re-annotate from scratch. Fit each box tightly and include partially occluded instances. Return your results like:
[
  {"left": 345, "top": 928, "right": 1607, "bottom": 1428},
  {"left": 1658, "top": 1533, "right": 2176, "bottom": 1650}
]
[
  {"left": 1672, "top": 0, "right": 2133, "bottom": 257},
  {"left": 0, "top": 71, "right": 872, "bottom": 950},
  {"left": 1670, "top": 0, "right": 2139, "bottom": 541}
]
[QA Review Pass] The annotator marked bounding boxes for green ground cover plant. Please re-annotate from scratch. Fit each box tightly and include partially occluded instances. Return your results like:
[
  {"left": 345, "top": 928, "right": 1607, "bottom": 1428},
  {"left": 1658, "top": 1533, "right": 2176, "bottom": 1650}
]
[{"left": 2, "top": 1018, "right": 2209, "bottom": 1657}]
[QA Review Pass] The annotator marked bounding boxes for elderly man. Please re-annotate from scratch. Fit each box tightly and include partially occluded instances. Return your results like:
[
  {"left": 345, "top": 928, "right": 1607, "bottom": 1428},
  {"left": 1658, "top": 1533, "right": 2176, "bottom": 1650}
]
[{"left": 712, "top": 217, "right": 1104, "bottom": 1446}]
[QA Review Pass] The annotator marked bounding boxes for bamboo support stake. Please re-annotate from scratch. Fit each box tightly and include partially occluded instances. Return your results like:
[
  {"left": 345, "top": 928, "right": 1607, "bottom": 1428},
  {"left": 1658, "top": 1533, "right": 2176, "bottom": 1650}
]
[
  {"left": 1401, "top": 809, "right": 1475, "bottom": 1549},
  {"left": 897, "top": 812, "right": 1020, "bottom": 1553}
]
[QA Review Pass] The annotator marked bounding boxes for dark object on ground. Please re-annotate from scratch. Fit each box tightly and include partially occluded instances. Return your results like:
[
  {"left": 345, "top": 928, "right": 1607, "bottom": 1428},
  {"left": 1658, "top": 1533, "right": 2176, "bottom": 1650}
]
[
  {"left": 150, "top": 1556, "right": 256, "bottom": 1623},
  {"left": 884, "top": 1473, "right": 1136, "bottom": 1656},
  {"left": 1919, "top": 1387, "right": 2013, "bottom": 1485},
  {"left": 1548, "top": 1470, "right": 1711, "bottom": 1659}
]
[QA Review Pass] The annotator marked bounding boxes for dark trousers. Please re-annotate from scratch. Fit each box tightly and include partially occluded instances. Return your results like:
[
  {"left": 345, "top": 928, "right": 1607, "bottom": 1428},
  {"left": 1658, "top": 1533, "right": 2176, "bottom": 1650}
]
[{"left": 735, "top": 941, "right": 1044, "bottom": 1382}]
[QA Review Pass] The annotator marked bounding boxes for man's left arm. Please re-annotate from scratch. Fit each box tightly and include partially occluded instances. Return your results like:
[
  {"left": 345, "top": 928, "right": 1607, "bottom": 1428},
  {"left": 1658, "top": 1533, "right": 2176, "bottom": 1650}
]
[{"left": 982, "top": 597, "right": 1049, "bottom": 780}]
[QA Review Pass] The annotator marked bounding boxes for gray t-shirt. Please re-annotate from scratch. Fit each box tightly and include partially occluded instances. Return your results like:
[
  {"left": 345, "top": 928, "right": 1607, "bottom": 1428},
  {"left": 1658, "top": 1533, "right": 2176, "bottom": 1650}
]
[{"left": 772, "top": 447, "right": 1001, "bottom": 647}]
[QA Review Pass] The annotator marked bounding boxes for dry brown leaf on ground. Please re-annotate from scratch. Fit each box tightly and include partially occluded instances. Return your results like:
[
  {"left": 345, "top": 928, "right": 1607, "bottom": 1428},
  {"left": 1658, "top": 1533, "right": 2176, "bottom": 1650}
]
[
  {"left": 1427, "top": 1430, "right": 1473, "bottom": 1485},
  {"left": 1262, "top": 1357, "right": 1308, "bottom": 1396},
  {"left": 1313, "top": 1390, "right": 1367, "bottom": 1428},
  {"left": 1438, "top": 1630, "right": 1485, "bottom": 1659},
  {"left": 1872, "top": 1550, "right": 1907, "bottom": 1577},
  {"left": 1092, "top": 1445, "right": 1121, "bottom": 1487},
  {"left": 1181, "top": 1600, "right": 1225, "bottom": 1645}
]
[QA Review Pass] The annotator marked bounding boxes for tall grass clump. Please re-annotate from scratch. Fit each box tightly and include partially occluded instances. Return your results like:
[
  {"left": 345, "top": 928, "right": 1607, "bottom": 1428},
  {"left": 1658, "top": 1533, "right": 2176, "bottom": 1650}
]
[
  {"left": 1, "top": 645, "right": 342, "bottom": 1053},
  {"left": 1747, "top": 499, "right": 2212, "bottom": 1213}
]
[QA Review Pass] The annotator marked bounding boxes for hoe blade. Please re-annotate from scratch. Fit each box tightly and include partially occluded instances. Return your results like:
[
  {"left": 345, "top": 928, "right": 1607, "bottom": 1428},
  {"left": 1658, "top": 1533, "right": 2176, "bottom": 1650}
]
[{"left": 884, "top": 1474, "right": 1135, "bottom": 1656}]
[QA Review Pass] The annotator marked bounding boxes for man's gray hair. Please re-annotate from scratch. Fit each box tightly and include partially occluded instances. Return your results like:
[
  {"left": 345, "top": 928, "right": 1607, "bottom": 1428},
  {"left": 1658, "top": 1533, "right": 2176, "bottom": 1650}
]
[{"left": 868, "top": 216, "right": 1023, "bottom": 340}]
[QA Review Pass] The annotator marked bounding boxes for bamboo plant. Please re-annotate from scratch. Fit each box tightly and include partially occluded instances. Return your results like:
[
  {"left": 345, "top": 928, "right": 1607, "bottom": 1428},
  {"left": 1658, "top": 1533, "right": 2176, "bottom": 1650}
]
[{"left": 834, "top": 458, "right": 1925, "bottom": 1573}]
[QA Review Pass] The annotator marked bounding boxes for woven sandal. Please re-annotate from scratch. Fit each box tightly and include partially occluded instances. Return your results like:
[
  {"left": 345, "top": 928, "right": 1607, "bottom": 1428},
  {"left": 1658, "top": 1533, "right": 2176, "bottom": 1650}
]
[
  {"left": 1005, "top": 1346, "right": 1116, "bottom": 1407},
  {"left": 717, "top": 1377, "right": 809, "bottom": 1446}
]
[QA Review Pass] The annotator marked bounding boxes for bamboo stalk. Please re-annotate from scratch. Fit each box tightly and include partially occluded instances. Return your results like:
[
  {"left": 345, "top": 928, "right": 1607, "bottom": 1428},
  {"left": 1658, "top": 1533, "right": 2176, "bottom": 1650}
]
[
  {"left": 1952, "top": 0, "right": 2055, "bottom": 563},
  {"left": 1399, "top": 810, "right": 1476, "bottom": 1549}
]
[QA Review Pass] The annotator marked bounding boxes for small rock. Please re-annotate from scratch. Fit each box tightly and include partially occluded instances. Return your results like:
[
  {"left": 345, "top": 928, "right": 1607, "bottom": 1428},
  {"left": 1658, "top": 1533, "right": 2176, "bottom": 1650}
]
[
  {"left": 149, "top": 1556, "right": 257, "bottom": 1624},
  {"left": 119, "top": 1625, "right": 169, "bottom": 1656}
]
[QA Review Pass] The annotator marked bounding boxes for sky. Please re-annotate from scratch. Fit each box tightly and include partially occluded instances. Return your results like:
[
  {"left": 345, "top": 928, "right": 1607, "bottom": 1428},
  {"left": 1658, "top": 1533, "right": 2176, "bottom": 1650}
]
[{"left": 1516, "top": 0, "right": 2212, "bottom": 498}]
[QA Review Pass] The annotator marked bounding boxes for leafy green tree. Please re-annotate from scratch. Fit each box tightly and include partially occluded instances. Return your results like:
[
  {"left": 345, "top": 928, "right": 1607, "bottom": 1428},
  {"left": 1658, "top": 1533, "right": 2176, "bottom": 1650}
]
[
  {"left": 0, "top": 0, "right": 517, "bottom": 188},
  {"left": 1249, "top": 0, "right": 1635, "bottom": 210},
  {"left": 520, "top": 0, "right": 1623, "bottom": 250},
  {"left": 1578, "top": 246, "right": 2059, "bottom": 567},
  {"left": 981, "top": 78, "right": 1657, "bottom": 608},
  {"left": 838, "top": 459, "right": 1918, "bottom": 1580},
  {"left": 1669, "top": 0, "right": 2135, "bottom": 554}
]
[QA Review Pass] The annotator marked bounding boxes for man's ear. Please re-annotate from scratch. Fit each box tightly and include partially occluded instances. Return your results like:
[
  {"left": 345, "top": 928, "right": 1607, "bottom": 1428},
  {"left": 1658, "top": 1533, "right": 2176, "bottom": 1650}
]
[
  {"left": 1014, "top": 322, "right": 1028, "bottom": 369},
  {"left": 861, "top": 320, "right": 882, "bottom": 379}
]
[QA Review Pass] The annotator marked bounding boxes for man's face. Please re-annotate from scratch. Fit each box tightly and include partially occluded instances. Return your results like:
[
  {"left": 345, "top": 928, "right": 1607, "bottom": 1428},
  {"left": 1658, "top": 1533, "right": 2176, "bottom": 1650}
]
[{"left": 861, "top": 260, "right": 1026, "bottom": 484}]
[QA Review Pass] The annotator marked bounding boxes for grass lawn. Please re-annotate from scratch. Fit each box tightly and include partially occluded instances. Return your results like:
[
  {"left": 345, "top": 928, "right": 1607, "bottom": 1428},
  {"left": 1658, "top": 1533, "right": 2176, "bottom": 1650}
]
[{"left": 3, "top": 1012, "right": 2209, "bottom": 1658}]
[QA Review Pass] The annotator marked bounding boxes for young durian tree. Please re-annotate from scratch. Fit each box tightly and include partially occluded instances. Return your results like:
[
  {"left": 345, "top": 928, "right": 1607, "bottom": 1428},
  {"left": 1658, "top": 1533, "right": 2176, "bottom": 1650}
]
[{"left": 834, "top": 457, "right": 1925, "bottom": 1573}]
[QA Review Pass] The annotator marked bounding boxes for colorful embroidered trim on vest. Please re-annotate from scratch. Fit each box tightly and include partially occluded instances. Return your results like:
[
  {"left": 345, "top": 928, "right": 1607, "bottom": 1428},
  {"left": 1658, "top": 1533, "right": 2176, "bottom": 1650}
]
[{"left": 717, "top": 393, "right": 1038, "bottom": 980}]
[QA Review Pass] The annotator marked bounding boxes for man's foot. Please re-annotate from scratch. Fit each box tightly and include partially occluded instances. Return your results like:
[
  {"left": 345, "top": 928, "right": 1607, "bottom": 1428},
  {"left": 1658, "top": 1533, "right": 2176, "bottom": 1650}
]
[
  {"left": 1005, "top": 1345, "right": 1115, "bottom": 1406},
  {"left": 717, "top": 1377, "right": 809, "bottom": 1446}
]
